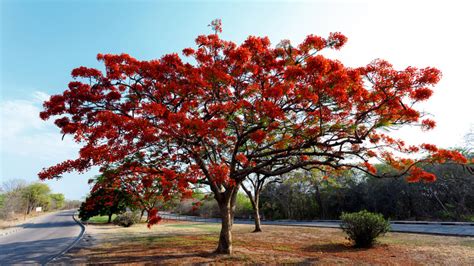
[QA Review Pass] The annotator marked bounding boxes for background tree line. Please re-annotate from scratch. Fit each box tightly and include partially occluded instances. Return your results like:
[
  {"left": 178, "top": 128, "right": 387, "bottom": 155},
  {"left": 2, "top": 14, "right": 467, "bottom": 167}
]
[
  {"left": 167, "top": 158, "right": 474, "bottom": 222},
  {"left": 0, "top": 179, "right": 80, "bottom": 220},
  {"left": 259, "top": 161, "right": 474, "bottom": 221}
]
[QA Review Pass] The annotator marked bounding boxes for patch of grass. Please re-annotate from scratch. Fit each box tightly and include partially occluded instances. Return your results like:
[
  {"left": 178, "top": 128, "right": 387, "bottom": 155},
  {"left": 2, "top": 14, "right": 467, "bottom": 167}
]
[
  {"left": 164, "top": 223, "right": 220, "bottom": 233},
  {"left": 128, "top": 234, "right": 217, "bottom": 248},
  {"left": 461, "top": 240, "right": 474, "bottom": 248},
  {"left": 88, "top": 215, "right": 117, "bottom": 224},
  {"left": 197, "top": 235, "right": 219, "bottom": 242},
  {"left": 273, "top": 245, "right": 294, "bottom": 252}
]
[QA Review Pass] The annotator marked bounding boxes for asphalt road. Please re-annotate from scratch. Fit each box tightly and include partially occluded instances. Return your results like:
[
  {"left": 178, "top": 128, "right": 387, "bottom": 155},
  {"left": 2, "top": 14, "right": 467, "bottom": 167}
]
[
  {"left": 160, "top": 213, "right": 474, "bottom": 237},
  {"left": 0, "top": 210, "right": 82, "bottom": 265}
]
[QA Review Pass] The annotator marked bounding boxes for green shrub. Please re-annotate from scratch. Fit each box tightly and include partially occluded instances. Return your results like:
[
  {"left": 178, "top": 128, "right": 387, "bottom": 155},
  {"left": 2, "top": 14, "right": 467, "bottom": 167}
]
[
  {"left": 340, "top": 210, "right": 390, "bottom": 248},
  {"left": 113, "top": 212, "right": 139, "bottom": 227}
]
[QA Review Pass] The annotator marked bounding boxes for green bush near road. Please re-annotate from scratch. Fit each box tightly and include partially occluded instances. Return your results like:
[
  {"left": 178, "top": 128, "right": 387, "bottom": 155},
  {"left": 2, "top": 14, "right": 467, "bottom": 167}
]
[{"left": 340, "top": 210, "right": 390, "bottom": 248}]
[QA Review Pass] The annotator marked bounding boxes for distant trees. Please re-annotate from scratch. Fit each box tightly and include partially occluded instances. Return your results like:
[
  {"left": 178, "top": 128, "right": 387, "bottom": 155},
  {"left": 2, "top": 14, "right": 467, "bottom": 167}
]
[
  {"left": 0, "top": 179, "right": 67, "bottom": 219},
  {"left": 259, "top": 159, "right": 474, "bottom": 221},
  {"left": 50, "top": 193, "right": 65, "bottom": 209},
  {"left": 0, "top": 179, "right": 26, "bottom": 219},
  {"left": 22, "top": 183, "right": 51, "bottom": 215}
]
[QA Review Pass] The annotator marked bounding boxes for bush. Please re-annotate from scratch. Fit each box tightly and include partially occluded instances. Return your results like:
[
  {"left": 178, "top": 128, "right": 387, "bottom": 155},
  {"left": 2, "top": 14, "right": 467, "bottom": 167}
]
[
  {"left": 113, "top": 212, "right": 139, "bottom": 227},
  {"left": 340, "top": 210, "right": 390, "bottom": 248}
]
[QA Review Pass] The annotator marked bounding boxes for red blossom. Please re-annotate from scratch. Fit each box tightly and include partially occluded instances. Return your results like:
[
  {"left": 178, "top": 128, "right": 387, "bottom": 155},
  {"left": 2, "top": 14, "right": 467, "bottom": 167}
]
[
  {"left": 250, "top": 130, "right": 266, "bottom": 144},
  {"left": 407, "top": 167, "right": 436, "bottom": 183},
  {"left": 411, "top": 87, "right": 433, "bottom": 101},
  {"left": 421, "top": 119, "right": 436, "bottom": 130}
]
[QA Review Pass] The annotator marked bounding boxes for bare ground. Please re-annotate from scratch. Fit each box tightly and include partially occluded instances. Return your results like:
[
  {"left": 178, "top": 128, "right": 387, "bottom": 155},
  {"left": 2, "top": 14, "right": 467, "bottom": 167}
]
[{"left": 56, "top": 219, "right": 474, "bottom": 265}]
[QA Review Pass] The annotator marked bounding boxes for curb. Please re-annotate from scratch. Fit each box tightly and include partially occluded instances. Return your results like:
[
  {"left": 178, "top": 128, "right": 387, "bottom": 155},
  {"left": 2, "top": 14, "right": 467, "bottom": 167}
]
[
  {"left": 0, "top": 227, "right": 23, "bottom": 237},
  {"left": 260, "top": 222, "right": 474, "bottom": 237},
  {"left": 388, "top": 228, "right": 474, "bottom": 238},
  {"left": 47, "top": 212, "right": 86, "bottom": 264}
]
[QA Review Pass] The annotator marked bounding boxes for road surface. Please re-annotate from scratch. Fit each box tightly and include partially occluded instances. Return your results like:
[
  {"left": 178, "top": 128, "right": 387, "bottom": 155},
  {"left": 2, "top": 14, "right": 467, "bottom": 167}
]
[
  {"left": 160, "top": 212, "right": 474, "bottom": 237},
  {"left": 0, "top": 210, "right": 82, "bottom": 265}
]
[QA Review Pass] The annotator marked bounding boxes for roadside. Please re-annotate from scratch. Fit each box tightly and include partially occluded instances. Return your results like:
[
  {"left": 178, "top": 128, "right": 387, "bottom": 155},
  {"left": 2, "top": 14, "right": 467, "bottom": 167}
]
[
  {"left": 0, "top": 210, "right": 62, "bottom": 236},
  {"left": 55, "top": 220, "right": 474, "bottom": 264}
]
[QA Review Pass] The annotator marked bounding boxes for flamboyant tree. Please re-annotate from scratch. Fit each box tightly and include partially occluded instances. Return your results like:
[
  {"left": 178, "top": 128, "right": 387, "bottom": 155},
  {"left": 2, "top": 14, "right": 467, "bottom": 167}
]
[
  {"left": 79, "top": 176, "right": 130, "bottom": 223},
  {"left": 39, "top": 19, "right": 468, "bottom": 254},
  {"left": 100, "top": 164, "right": 170, "bottom": 223}
]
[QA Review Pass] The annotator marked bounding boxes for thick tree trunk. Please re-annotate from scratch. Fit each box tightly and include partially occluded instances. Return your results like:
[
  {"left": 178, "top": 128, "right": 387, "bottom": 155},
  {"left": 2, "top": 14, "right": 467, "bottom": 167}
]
[
  {"left": 215, "top": 204, "right": 233, "bottom": 254},
  {"left": 140, "top": 209, "right": 145, "bottom": 222},
  {"left": 108, "top": 213, "right": 113, "bottom": 223}
]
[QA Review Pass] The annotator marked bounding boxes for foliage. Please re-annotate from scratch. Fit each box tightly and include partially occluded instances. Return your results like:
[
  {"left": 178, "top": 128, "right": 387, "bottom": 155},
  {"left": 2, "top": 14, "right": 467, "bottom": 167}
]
[
  {"left": 260, "top": 160, "right": 474, "bottom": 221},
  {"left": 173, "top": 192, "right": 252, "bottom": 219},
  {"left": 39, "top": 19, "right": 468, "bottom": 254},
  {"left": 261, "top": 178, "right": 319, "bottom": 220},
  {"left": 234, "top": 192, "right": 253, "bottom": 218},
  {"left": 22, "top": 183, "right": 51, "bottom": 213},
  {"left": 340, "top": 210, "right": 390, "bottom": 247},
  {"left": 49, "top": 193, "right": 65, "bottom": 209},
  {"left": 78, "top": 175, "right": 130, "bottom": 222},
  {"left": 0, "top": 180, "right": 69, "bottom": 219},
  {"left": 113, "top": 212, "right": 140, "bottom": 227},
  {"left": 92, "top": 168, "right": 167, "bottom": 224}
]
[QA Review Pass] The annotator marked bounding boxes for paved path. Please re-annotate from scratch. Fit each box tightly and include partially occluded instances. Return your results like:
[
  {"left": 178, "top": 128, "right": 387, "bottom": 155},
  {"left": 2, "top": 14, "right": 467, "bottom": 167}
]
[
  {"left": 0, "top": 210, "right": 82, "bottom": 265},
  {"left": 160, "top": 213, "right": 474, "bottom": 237}
]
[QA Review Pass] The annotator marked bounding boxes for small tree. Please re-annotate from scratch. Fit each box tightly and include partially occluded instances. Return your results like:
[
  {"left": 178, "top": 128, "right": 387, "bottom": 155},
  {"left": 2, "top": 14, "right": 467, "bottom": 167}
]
[
  {"left": 79, "top": 176, "right": 129, "bottom": 223},
  {"left": 99, "top": 166, "right": 168, "bottom": 223},
  {"left": 241, "top": 173, "right": 281, "bottom": 232}
]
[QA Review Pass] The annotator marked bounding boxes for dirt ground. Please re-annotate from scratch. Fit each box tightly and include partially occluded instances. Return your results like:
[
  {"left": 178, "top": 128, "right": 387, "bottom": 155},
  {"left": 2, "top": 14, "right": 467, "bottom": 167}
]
[{"left": 57, "top": 219, "right": 474, "bottom": 265}]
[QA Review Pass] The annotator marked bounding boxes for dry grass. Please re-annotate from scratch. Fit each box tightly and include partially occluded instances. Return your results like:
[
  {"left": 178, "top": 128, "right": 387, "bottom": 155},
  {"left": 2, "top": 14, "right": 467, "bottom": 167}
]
[{"left": 59, "top": 220, "right": 474, "bottom": 265}]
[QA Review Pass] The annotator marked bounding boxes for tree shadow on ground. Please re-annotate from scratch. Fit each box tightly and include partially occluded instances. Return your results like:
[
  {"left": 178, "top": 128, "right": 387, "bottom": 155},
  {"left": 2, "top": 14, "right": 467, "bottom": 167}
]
[
  {"left": 303, "top": 242, "right": 367, "bottom": 253},
  {"left": 20, "top": 221, "right": 77, "bottom": 228},
  {"left": 82, "top": 244, "right": 223, "bottom": 264},
  {"left": 0, "top": 237, "right": 76, "bottom": 264}
]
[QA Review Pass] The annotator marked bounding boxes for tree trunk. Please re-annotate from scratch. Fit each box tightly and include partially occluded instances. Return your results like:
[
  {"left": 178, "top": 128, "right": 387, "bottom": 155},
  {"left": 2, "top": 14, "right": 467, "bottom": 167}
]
[
  {"left": 140, "top": 209, "right": 145, "bottom": 222},
  {"left": 314, "top": 183, "right": 325, "bottom": 219},
  {"left": 215, "top": 203, "right": 233, "bottom": 254},
  {"left": 241, "top": 183, "right": 263, "bottom": 232},
  {"left": 108, "top": 213, "right": 113, "bottom": 223},
  {"left": 253, "top": 205, "right": 262, "bottom": 232}
]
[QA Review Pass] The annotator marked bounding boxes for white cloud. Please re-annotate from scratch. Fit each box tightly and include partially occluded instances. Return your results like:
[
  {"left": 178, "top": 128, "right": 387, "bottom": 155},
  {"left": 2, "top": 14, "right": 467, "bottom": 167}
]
[
  {"left": 1, "top": 100, "right": 45, "bottom": 138},
  {"left": 0, "top": 92, "right": 89, "bottom": 199},
  {"left": 32, "top": 91, "right": 50, "bottom": 103},
  {"left": 0, "top": 93, "right": 80, "bottom": 159}
]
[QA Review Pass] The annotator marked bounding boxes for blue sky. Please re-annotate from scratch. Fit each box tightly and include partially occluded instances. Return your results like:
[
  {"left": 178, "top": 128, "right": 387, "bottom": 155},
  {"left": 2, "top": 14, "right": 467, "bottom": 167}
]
[{"left": 1, "top": 0, "right": 473, "bottom": 200}]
